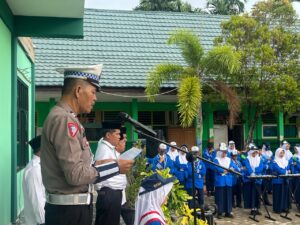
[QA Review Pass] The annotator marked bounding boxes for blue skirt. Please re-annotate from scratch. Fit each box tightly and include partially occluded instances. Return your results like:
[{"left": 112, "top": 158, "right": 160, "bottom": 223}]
[
  {"left": 272, "top": 183, "right": 291, "bottom": 213},
  {"left": 243, "top": 182, "right": 261, "bottom": 209},
  {"left": 215, "top": 186, "right": 232, "bottom": 214}
]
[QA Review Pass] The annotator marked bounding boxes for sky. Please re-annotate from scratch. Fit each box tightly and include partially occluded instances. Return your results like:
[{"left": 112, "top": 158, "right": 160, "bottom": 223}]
[{"left": 84, "top": 0, "right": 300, "bottom": 16}]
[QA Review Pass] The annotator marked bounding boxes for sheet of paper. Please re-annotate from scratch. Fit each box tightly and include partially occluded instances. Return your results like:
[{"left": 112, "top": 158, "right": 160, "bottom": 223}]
[{"left": 119, "top": 147, "right": 142, "bottom": 160}]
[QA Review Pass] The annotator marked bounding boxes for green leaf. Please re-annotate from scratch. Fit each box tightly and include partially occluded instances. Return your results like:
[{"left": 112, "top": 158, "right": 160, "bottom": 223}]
[
  {"left": 168, "top": 29, "right": 204, "bottom": 69},
  {"left": 204, "top": 45, "right": 241, "bottom": 75},
  {"left": 145, "top": 63, "right": 184, "bottom": 101},
  {"left": 177, "top": 76, "right": 202, "bottom": 127}
]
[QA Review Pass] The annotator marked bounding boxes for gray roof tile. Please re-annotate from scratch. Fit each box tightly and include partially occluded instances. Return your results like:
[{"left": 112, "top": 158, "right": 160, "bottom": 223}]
[{"left": 32, "top": 9, "right": 234, "bottom": 87}]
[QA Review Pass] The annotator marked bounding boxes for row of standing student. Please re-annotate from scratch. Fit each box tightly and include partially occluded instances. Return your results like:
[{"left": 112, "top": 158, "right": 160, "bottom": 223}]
[
  {"left": 148, "top": 140, "right": 300, "bottom": 219},
  {"left": 203, "top": 141, "right": 300, "bottom": 217}
]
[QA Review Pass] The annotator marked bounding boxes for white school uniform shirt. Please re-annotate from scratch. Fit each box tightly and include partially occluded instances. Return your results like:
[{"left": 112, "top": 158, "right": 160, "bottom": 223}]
[
  {"left": 94, "top": 138, "right": 127, "bottom": 204},
  {"left": 22, "top": 155, "right": 46, "bottom": 225}
]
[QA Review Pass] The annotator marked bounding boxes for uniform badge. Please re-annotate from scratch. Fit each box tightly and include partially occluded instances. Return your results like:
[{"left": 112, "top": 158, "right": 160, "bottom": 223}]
[{"left": 68, "top": 122, "right": 79, "bottom": 137}]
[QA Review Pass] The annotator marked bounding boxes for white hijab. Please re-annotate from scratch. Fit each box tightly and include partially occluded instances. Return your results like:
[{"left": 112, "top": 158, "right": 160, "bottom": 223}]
[
  {"left": 282, "top": 143, "right": 293, "bottom": 160},
  {"left": 167, "top": 149, "right": 179, "bottom": 161},
  {"left": 274, "top": 148, "right": 288, "bottom": 169},
  {"left": 228, "top": 145, "right": 236, "bottom": 154},
  {"left": 262, "top": 145, "right": 273, "bottom": 159},
  {"left": 294, "top": 146, "right": 300, "bottom": 159},
  {"left": 134, "top": 183, "right": 173, "bottom": 225},
  {"left": 216, "top": 150, "right": 231, "bottom": 168},
  {"left": 247, "top": 150, "right": 261, "bottom": 171},
  {"left": 178, "top": 152, "right": 188, "bottom": 164}
]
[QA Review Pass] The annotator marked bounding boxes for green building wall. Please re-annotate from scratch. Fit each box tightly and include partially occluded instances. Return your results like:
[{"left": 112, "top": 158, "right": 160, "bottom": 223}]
[
  {"left": 16, "top": 43, "right": 34, "bottom": 216},
  {"left": 0, "top": 18, "right": 35, "bottom": 225},
  {"left": 0, "top": 18, "right": 13, "bottom": 225}
]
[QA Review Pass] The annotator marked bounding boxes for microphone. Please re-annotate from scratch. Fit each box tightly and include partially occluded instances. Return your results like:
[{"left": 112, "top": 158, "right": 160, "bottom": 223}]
[{"left": 118, "top": 112, "right": 157, "bottom": 136}]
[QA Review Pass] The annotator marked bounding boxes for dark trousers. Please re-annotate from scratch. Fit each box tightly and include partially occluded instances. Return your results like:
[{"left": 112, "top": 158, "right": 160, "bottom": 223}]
[
  {"left": 215, "top": 186, "right": 232, "bottom": 214},
  {"left": 45, "top": 203, "right": 93, "bottom": 225},
  {"left": 186, "top": 188, "right": 204, "bottom": 208},
  {"left": 205, "top": 168, "right": 215, "bottom": 194},
  {"left": 95, "top": 187, "right": 122, "bottom": 225},
  {"left": 232, "top": 181, "right": 242, "bottom": 206}
]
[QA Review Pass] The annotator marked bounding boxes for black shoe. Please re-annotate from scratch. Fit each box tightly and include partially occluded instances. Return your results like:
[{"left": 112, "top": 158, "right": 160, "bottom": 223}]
[
  {"left": 217, "top": 213, "right": 222, "bottom": 219},
  {"left": 250, "top": 210, "right": 255, "bottom": 215},
  {"left": 225, "top": 213, "right": 234, "bottom": 218},
  {"left": 236, "top": 204, "right": 242, "bottom": 208},
  {"left": 232, "top": 203, "right": 236, "bottom": 208},
  {"left": 265, "top": 202, "right": 272, "bottom": 206}
]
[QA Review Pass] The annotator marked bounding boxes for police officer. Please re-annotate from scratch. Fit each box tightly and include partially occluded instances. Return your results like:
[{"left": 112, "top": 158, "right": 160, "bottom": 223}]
[{"left": 41, "top": 65, "right": 134, "bottom": 225}]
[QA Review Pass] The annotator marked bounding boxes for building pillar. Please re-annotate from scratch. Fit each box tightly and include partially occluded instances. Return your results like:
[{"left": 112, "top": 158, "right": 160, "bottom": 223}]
[
  {"left": 49, "top": 97, "right": 56, "bottom": 110},
  {"left": 256, "top": 116, "right": 263, "bottom": 146},
  {"left": 277, "top": 111, "right": 284, "bottom": 142},
  {"left": 130, "top": 98, "right": 138, "bottom": 142},
  {"left": 201, "top": 103, "right": 214, "bottom": 150},
  {"left": 208, "top": 106, "right": 214, "bottom": 144},
  {"left": 243, "top": 105, "right": 249, "bottom": 145}
]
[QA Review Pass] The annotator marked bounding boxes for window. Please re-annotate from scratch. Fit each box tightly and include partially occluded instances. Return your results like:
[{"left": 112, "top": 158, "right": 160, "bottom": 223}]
[
  {"left": 261, "top": 113, "right": 276, "bottom": 124},
  {"left": 262, "top": 124, "right": 278, "bottom": 138},
  {"left": 284, "top": 125, "right": 297, "bottom": 138},
  {"left": 78, "top": 111, "right": 102, "bottom": 141},
  {"left": 17, "top": 79, "right": 29, "bottom": 171},
  {"left": 138, "top": 111, "right": 151, "bottom": 125}
]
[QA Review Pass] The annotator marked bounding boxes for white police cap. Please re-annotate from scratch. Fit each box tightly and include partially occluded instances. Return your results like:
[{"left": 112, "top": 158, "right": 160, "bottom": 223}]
[{"left": 56, "top": 64, "right": 103, "bottom": 91}]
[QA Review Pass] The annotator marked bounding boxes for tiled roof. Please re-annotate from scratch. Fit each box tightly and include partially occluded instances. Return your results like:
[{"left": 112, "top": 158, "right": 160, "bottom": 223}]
[
  {"left": 33, "top": 9, "right": 230, "bottom": 87},
  {"left": 33, "top": 10, "right": 233, "bottom": 87}
]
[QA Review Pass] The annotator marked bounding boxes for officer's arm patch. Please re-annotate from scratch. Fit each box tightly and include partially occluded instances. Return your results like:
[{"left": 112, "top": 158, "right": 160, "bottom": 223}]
[{"left": 68, "top": 122, "right": 79, "bottom": 137}]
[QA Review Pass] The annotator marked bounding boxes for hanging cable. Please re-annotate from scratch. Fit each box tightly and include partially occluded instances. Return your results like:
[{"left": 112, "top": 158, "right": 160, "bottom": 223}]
[{"left": 99, "top": 88, "right": 178, "bottom": 98}]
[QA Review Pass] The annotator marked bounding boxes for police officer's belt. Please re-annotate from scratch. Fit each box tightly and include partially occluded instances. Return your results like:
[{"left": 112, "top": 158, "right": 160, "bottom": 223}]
[{"left": 46, "top": 191, "right": 97, "bottom": 205}]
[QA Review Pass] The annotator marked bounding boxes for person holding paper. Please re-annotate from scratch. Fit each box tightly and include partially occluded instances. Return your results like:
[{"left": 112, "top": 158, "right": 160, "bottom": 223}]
[{"left": 94, "top": 122, "right": 128, "bottom": 225}]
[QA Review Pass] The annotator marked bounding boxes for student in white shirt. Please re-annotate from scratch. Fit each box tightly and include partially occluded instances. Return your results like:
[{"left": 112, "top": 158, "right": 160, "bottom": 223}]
[
  {"left": 94, "top": 122, "right": 127, "bottom": 225},
  {"left": 23, "top": 135, "right": 46, "bottom": 225}
]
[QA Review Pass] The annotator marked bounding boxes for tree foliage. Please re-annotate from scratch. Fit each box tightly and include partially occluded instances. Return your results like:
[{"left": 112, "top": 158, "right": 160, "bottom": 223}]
[
  {"left": 206, "top": 0, "right": 246, "bottom": 15},
  {"left": 135, "top": 0, "right": 192, "bottom": 12},
  {"left": 145, "top": 29, "right": 241, "bottom": 146},
  {"left": 215, "top": 0, "right": 300, "bottom": 143}
]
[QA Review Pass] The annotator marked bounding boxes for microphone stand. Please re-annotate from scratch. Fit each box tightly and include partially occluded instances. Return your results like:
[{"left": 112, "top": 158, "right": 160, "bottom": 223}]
[{"left": 134, "top": 129, "right": 242, "bottom": 225}]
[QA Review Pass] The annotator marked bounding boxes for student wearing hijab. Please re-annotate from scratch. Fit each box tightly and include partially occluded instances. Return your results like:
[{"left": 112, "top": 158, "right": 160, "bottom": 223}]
[
  {"left": 271, "top": 148, "right": 291, "bottom": 213},
  {"left": 203, "top": 143, "right": 216, "bottom": 196},
  {"left": 231, "top": 149, "right": 243, "bottom": 208},
  {"left": 292, "top": 145, "right": 300, "bottom": 209},
  {"left": 282, "top": 140, "right": 293, "bottom": 161},
  {"left": 227, "top": 141, "right": 238, "bottom": 156},
  {"left": 213, "top": 143, "right": 238, "bottom": 218},
  {"left": 242, "top": 146, "right": 264, "bottom": 215},
  {"left": 167, "top": 141, "right": 179, "bottom": 162},
  {"left": 258, "top": 146, "right": 272, "bottom": 206},
  {"left": 185, "top": 146, "right": 206, "bottom": 208},
  {"left": 150, "top": 143, "right": 175, "bottom": 174},
  {"left": 174, "top": 145, "right": 189, "bottom": 186},
  {"left": 134, "top": 173, "right": 175, "bottom": 225}
]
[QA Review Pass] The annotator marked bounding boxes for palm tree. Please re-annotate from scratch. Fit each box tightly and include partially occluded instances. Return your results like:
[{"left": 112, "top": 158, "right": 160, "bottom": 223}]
[
  {"left": 145, "top": 30, "right": 241, "bottom": 147},
  {"left": 135, "top": 0, "right": 192, "bottom": 12},
  {"left": 207, "top": 0, "right": 246, "bottom": 15}
]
